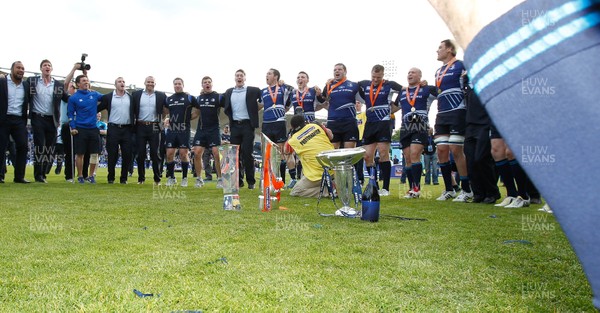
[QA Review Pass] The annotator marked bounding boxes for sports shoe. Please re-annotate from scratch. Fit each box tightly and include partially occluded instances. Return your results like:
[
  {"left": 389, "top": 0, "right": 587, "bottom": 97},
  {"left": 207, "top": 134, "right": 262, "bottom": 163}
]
[
  {"left": 194, "top": 177, "right": 204, "bottom": 188},
  {"left": 166, "top": 177, "right": 176, "bottom": 187},
  {"left": 287, "top": 179, "right": 297, "bottom": 189},
  {"left": 538, "top": 204, "right": 553, "bottom": 213},
  {"left": 404, "top": 189, "right": 420, "bottom": 199},
  {"left": 216, "top": 178, "right": 224, "bottom": 188},
  {"left": 495, "top": 196, "right": 516, "bottom": 207},
  {"left": 86, "top": 176, "right": 96, "bottom": 184},
  {"left": 436, "top": 190, "right": 456, "bottom": 201},
  {"left": 380, "top": 189, "right": 390, "bottom": 196},
  {"left": 77, "top": 177, "right": 85, "bottom": 184},
  {"left": 505, "top": 196, "right": 530, "bottom": 208},
  {"left": 181, "top": 177, "right": 188, "bottom": 187},
  {"left": 530, "top": 198, "right": 543, "bottom": 204},
  {"left": 453, "top": 190, "right": 474, "bottom": 202}
]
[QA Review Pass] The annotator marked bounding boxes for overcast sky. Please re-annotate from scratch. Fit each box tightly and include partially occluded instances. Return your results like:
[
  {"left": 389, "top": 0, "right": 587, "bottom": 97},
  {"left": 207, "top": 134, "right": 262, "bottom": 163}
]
[{"left": 2, "top": 0, "right": 460, "bottom": 125}]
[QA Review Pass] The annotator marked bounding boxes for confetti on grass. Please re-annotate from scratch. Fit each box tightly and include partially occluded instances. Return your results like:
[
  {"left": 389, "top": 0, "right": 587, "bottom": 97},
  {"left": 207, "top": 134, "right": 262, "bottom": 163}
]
[
  {"left": 133, "top": 289, "right": 159, "bottom": 298},
  {"left": 503, "top": 240, "right": 533, "bottom": 245},
  {"left": 207, "top": 257, "right": 228, "bottom": 265}
]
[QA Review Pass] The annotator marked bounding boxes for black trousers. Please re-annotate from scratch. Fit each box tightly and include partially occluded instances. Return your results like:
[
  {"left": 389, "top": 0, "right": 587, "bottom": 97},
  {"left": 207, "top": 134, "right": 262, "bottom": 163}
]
[
  {"left": 31, "top": 114, "right": 57, "bottom": 180},
  {"left": 230, "top": 120, "right": 256, "bottom": 185},
  {"left": 0, "top": 116, "right": 29, "bottom": 180},
  {"left": 136, "top": 123, "right": 161, "bottom": 183},
  {"left": 106, "top": 124, "right": 132, "bottom": 183},
  {"left": 60, "top": 123, "right": 74, "bottom": 180},
  {"left": 464, "top": 124, "right": 500, "bottom": 199}
]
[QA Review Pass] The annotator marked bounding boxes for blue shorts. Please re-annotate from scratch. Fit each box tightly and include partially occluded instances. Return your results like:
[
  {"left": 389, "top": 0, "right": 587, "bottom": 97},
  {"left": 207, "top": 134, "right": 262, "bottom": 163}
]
[
  {"left": 434, "top": 109, "right": 466, "bottom": 136},
  {"left": 166, "top": 131, "right": 190, "bottom": 149},
  {"left": 262, "top": 121, "right": 288, "bottom": 144},
  {"left": 193, "top": 127, "right": 221, "bottom": 148},
  {"left": 362, "top": 121, "right": 392, "bottom": 145},
  {"left": 327, "top": 119, "right": 359, "bottom": 143}
]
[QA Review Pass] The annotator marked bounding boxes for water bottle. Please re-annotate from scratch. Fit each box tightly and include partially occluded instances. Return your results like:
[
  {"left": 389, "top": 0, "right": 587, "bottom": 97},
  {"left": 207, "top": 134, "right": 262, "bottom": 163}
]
[{"left": 361, "top": 167, "right": 380, "bottom": 222}]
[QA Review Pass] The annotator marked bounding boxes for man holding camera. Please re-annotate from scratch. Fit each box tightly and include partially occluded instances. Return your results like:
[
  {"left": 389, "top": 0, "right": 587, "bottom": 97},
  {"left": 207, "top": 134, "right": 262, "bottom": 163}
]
[
  {"left": 64, "top": 63, "right": 103, "bottom": 184},
  {"left": 393, "top": 67, "right": 438, "bottom": 198}
]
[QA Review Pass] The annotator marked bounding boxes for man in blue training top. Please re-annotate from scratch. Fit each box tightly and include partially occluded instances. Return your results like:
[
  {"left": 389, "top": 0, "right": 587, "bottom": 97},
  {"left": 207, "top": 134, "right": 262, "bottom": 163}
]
[{"left": 65, "top": 63, "right": 103, "bottom": 184}]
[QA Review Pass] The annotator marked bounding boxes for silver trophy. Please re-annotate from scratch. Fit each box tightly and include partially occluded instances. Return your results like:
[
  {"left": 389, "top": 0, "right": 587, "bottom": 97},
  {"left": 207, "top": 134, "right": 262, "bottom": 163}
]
[
  {"left": 220, "top": 144, "right": 241, "bottom": 211},
  {"left": 316, "top": 147, "right": 365, "bottom": 217}
]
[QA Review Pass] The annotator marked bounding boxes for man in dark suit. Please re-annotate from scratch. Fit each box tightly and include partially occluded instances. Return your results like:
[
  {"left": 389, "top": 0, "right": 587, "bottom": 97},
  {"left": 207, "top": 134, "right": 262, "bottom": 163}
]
[
  {"left": 222, "top": 69, "right": 262, "bottom": 189},
  {"left": 98, "top": 77, "right": 135, "bottom": 184},
  {"left": 27, "top": 59, "right": 69, "bottom": 183},
  {"left": 0, "top": 61, "right": 31, "bottom": 183},
  {"left": 132, "top": 76, "right": 166, "bottom": 185}
]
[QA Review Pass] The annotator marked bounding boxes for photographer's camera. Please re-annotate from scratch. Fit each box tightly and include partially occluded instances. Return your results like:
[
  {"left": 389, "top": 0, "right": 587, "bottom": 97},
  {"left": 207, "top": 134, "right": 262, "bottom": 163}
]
[{"left": 80, "top": 53, "right": 91, "bottom": 71}]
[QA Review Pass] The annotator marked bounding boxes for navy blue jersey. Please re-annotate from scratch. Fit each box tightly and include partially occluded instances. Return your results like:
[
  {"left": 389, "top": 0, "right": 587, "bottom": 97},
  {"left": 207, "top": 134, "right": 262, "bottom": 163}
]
[
  {"left": 435, "top": 59, "right": 466, "bottom": 113},
  {"left": 260, "top": 84, "right": 291, "bottom": 123},
  {"left": 395, "top": 85, "right": 437, "bottom": 125},
  {"left": 358, "top": 80, "right": 403, "bottom": 122},
  {"left": 322, "top": 79, "right": 361, "bottom": 122},
  {"left": 291, "top": 87, "right": 318, "bottom": 122},
  {"left": 196, "top": 91, "right": 222, "bottom": 130},
  {"left": 164, "top": 92, "right": 198, "bottom": 133}
]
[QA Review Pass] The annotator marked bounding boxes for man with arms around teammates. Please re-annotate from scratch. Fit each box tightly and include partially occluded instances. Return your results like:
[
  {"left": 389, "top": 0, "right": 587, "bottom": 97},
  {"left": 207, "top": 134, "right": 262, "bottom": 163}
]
[
  {"left": 357, "top": 64, "right": 404, "bottom": 196},
  {"left": 260, "top": 68, "right": 292, "bottom": 184},
  {"left": 193, "top": 76, "right": 224, "bottom": 188},
  {"left": 393, "top": 67, "right": 438, "bottom": 199},
  {"left": 221, "top": 69, "right": 262, "bottom": 189},
  {"left": 132, "top": 76, "right": 167, "bottom": 185},
  {"left": 164, "top": 77, "right": 199, "bottom": 187},
  {"left": 433, "top": 39, "right": 473, "bottom": 202},
  {"left": 318, "top": 63, "right": 363, "bottom": 149}
]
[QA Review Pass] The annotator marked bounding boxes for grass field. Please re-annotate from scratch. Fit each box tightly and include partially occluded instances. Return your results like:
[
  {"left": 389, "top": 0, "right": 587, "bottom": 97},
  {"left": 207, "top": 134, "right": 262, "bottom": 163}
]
[{"left": 0, "top": 166, "right": 594, "bottom": 312}]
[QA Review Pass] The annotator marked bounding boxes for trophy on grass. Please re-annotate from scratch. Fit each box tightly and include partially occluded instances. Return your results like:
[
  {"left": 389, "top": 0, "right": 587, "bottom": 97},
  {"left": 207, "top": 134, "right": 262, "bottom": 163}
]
[
  {"left": 260, "top": 134, "right": 285, "bottom": 212},
  {"left": 220, "top": 144, "right": 241, "bottom": 211},
  {"left": 316, "top": 147, "right": 365, "bottom": 217}
]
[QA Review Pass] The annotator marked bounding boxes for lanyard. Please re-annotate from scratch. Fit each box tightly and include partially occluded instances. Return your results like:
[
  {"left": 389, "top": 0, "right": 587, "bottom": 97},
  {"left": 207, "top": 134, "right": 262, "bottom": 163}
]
[
  {"left": 369, "top": 80, "right": 384, "bottom": 107},
  {"left": 295, "top": 87, "right": 308, "bottom": 108},
  {"left": 436, "top": 58, "right": 456, "bottom": 90},
  {"left": 268, "top": 84, "right": 280, "bottom": 105},
  {"left": 326, "top": 78, "right": 347, "bottom": 96}
]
